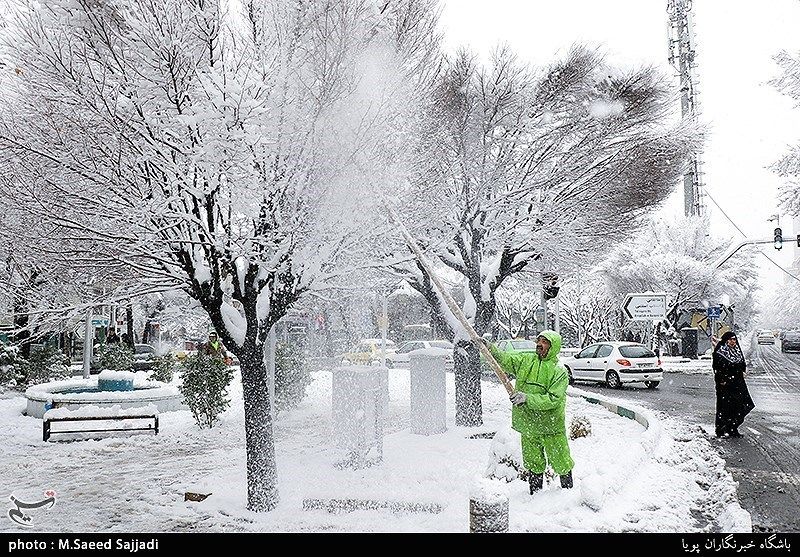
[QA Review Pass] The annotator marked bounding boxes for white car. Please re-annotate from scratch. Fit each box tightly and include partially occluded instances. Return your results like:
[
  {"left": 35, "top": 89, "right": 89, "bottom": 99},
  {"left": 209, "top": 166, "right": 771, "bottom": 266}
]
[
  {"left": 756, "top": 330, "right": 775, "bottom": 345},
  {"left": 561, "top": 342, "right": 663, "bottom": 389},
  {"left": 386, "top": 340, "right": 454, "bottom": 368}
]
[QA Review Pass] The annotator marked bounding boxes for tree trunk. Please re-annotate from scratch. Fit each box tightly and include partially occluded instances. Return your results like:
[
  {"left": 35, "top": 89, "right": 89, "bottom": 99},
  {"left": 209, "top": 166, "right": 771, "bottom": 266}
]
[
  {"left": 125, "top": 304, "right": 134, "bottom": 347},
  {"left": 13, "top": 297, "right": 31, "bottom": 360},
  {"left": 453, "top": 339, "right": 482, "bottom": 427},
  {"left": 239, "top": 347, "right": 280, "bottom": 512}
]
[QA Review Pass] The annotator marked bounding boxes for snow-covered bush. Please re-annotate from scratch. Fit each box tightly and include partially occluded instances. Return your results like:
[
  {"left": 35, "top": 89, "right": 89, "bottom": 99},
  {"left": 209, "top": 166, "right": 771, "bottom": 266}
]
[
  {"left": 570, "top": 416, "right": 592, "bottom": 440},
  {"left": 179, "top": 354, "right": 234, "bottom": 429},
  {"left": 275, "top": 343, "right": 311, "bottom": 412},
  {"left": 148, "top": 354, "right": 175, "bottom": 384},
  {"left": 0, "top": 344, "right": 18, "bottom": 388},
  {"left": 14, "top": 346, "right": 69, "bottom": 386},
  {"left": 98, "top": 344, "right": 134, "bottom": 371}
]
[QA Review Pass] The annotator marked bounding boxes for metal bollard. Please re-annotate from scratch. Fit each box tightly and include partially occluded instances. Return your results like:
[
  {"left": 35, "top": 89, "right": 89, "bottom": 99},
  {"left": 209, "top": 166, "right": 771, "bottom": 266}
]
[{"left": 469, "top": 496, "right": 509, "bottom": 533}]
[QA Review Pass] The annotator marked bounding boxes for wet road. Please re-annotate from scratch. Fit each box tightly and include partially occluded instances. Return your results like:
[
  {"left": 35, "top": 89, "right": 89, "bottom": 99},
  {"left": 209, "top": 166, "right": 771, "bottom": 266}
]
[{"left": 575, "top": 343, "right": 800, "bottom": 533}]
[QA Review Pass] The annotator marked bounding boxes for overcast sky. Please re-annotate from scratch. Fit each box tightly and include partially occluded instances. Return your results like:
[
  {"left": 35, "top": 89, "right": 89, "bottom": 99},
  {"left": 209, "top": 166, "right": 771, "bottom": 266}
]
[{"left": 438, "top": 0, "right": 800, "bottom": 299}]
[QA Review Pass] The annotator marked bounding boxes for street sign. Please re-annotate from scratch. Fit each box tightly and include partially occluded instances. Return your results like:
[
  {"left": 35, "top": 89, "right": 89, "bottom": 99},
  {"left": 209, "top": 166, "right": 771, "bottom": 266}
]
[
  {"left": 706, "top": 306, "right": 722, "bottom": 319},
  {"left": 622, "top": 293, "right": 667, "bottom": 321},
  {"left": 90, "top": 315, "right": 109, "bottom": 327}
]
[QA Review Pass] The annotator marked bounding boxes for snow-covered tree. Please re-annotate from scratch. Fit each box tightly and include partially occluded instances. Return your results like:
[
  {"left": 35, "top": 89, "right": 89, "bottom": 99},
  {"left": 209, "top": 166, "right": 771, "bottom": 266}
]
[
  {"left": 557, "top": 274, "right": 622, "bottom": 348},
  {"left": 771, "top": 50, "right": 800, "bottom": 216},
  {"left": 0, "top": 0, "right": 439, "bottom": 511},
  {"left": 760, "top": 285, "right": 800, "bottom": 330},
  {"left": 392, "top": 46, "right": 699, "bottom": 426},
  {"left": 493, "top": 277, "right": 539, "bottom": 340},
  {"left": 600, "top": 215, "right": 760, "bottom": 334}
]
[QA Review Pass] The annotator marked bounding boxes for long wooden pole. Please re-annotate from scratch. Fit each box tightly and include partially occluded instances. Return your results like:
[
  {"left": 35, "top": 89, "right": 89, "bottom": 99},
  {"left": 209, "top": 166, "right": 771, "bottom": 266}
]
[{"left": 385, "top": 206, "right": 515, "bottom": 395}]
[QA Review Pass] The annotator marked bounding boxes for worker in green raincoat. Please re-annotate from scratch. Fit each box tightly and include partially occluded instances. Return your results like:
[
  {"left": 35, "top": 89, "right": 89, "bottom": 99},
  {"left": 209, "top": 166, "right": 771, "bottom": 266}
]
[{"left": 487, "top": 330, "right": 574, "bottom": 494}]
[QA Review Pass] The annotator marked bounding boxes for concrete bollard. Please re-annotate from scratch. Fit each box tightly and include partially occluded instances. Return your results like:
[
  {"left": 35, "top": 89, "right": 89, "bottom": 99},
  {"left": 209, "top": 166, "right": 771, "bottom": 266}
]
[
  {"left": 409, "top": 351, "right": 447, "bottom": 435},
  {"left": 469, "top": 479, "right": 509, "bottom": 533},
  {"left": 469, "top": 497, "right": 509, "bottom": 533},
  {"left": 331, "top": 365, "right": 388, "bottom": 468}
]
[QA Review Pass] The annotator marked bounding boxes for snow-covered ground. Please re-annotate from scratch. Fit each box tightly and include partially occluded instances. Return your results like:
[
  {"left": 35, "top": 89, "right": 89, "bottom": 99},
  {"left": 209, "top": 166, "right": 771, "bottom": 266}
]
[
  {"left": 661, "top": 357, "right": 713, "bottom": 375},
  {"left": 0, "top": 367, "right": 748, "bottom": 532}
]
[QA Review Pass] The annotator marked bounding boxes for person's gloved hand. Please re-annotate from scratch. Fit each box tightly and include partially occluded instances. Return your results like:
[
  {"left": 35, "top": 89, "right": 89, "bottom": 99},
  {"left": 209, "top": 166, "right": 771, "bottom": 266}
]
[{"left": 509, "top": 391, "right": 527, "bottom": 406}]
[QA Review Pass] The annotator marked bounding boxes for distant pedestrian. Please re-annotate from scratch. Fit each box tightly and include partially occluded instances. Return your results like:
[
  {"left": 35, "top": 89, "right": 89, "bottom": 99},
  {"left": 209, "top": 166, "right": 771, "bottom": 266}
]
[
  {"left": 105, "top": 328, "right": 121, "bottom": 344},
  {"left": 712, "top": 331, "right": 754, "bottom": 438},
  {"left": 202, "top": 331, "right": 228, "bottom": 361}
]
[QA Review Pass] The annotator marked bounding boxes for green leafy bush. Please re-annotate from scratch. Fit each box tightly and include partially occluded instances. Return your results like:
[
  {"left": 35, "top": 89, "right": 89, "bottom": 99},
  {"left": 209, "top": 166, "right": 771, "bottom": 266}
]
[
  {"left": 98, "top": 343, "right": 134, "bottom": 371},
  {"left": 148, "top": 354, "right": 176, "bottom": 383},
  {"left": 0, "top": 344, "right": 18, "bottom": 388},
  {"left": 275, "top": 343, "right": 311, "bottom": 411},
  {"left": 179, "top": 353, "right": 234, "bottom": 428},
  {"left": 14, "top": 346, "right": 69, "bottom": 386}
]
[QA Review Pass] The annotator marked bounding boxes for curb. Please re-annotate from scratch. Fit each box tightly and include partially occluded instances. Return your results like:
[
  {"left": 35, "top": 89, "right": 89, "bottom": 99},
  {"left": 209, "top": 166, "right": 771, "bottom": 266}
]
[{"left": 568, "top": 386, "right": 663, "bottom": 457}]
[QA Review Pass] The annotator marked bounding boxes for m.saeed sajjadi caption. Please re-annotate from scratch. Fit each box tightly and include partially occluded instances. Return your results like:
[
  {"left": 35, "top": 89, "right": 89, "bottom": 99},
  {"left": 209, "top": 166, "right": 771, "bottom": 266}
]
[{"left": 8, "top": 537, "right": 159, "bottom": 553}]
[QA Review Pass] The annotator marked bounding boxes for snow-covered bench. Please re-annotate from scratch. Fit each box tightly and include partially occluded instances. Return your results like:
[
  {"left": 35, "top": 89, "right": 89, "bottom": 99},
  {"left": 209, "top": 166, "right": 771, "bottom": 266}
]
[{"left": 43, "top": 404, "right": 159, "bottom": 442}]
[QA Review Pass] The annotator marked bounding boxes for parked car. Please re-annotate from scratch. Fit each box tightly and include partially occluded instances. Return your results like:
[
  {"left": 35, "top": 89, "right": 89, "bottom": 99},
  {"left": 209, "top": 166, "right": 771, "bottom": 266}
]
[
  {"left": 781, "top": 330, "right": 800, "bottom": 353},
  {"left": 494, "top": 338, "right": 538, "bottom": 354},
  {"left": 757, "top": 330, "right": 776, "bottom": 345},
  {"left": 340, "top": 339, "right": 397, "bottom": 365},
  {"left": 386, "top": 340, "right": 454, "bottom": 368},
  {"left": 133, "top": 343, "right": 157, "bottom": 371},
  {"left": 561, "top": 342, "right": 663, "bottom": 389}
]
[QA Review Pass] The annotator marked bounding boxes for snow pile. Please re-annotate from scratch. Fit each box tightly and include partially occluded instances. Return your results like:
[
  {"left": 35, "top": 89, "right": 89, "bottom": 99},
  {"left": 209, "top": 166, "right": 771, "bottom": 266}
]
[
  {"left": 45, "top": 404, "right": 158, "bottom": 419},
  {"left": 98, "top": 370, "right": 135, "bottom": 381}
]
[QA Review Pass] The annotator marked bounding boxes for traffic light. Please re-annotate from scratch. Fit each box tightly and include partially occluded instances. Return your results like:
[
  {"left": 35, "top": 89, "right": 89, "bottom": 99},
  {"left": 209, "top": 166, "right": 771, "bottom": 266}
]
[
  {"left": 797, "top": 234, "right": 800, "bottom": 248},
  {"left": 542, "top": 272, "right": 560, "bottom": 300},
  {"left": 774, "top": 227, "right": 783, "bottom": 250}
]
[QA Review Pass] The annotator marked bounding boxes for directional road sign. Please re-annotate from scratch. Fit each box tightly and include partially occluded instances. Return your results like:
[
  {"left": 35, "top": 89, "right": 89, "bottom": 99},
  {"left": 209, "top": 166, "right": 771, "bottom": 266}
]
[{"left": 622, "top": 293, "right": 667, "bottom": 321}]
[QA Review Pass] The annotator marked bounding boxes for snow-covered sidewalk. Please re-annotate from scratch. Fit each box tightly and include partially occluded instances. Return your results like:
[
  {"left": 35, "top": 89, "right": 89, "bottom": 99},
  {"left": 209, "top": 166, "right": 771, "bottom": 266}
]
[{"left": 0, "top": 367, "right": 749, "bottom": 532}]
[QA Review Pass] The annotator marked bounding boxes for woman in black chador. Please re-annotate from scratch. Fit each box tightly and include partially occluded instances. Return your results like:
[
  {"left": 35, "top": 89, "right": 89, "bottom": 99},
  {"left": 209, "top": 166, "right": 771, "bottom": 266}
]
[{"left": 712, "top": 331, "right": 755, "bottom": 437}]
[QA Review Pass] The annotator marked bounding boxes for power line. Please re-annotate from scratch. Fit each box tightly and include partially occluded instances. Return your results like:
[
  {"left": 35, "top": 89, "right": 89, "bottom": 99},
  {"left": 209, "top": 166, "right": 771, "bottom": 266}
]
[{"left": 704, "top": 188, "right": 800, "bottom": 284}]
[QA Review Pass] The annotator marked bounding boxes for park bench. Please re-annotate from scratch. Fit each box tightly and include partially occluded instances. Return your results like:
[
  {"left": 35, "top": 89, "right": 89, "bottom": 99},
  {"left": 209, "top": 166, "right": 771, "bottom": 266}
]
[{"left": 43, "top": 407, "right": 159, "bottom": 442}]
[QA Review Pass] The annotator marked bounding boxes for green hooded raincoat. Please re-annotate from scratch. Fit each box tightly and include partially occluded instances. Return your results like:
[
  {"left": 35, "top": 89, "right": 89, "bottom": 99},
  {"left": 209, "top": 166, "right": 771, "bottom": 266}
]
[
  {"left": 489, "top": 330, "right": 574, "bottom": 475},
  {"left": 489, "top": 330, "right": 569, "bottom": 436}
]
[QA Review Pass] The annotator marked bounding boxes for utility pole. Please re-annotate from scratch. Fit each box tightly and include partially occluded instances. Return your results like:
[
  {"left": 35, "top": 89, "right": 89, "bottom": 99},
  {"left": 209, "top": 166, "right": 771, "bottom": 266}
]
[
  {"left": 82, "top": 308, "right": 93, "bottom": 379},
  {"left": 576, "top": 270, "right": 582, "bottom": 348},
  {"left": 380, "top": 290, "right": 388, "bottom": 368},
  {"left": 668, "top": 0, "right": 705, "bottom": 218}
]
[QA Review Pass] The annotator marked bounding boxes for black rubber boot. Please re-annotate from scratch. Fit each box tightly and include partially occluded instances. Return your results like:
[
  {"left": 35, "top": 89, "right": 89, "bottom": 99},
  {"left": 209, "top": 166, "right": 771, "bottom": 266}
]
[
  {"left": 529, "top": 473, "right": 544, "bottom": 494},
  {"left": 560, "top": 471, "right": 573, "bottom": 489}
]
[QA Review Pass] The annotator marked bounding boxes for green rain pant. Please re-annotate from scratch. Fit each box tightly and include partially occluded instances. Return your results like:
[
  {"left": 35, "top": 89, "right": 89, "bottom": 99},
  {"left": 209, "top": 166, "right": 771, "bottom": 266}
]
[{"left": 521, "top": 433, "right": 574, "bottom": 475}]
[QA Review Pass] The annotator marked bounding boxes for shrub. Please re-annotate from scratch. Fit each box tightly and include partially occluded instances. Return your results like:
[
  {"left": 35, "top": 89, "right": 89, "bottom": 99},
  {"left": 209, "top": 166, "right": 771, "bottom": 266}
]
[
  {"left": 98, "top": 343, "right": 134, "bottom": 371},
  {"left": 14, "top": 346, "right": 69, "bottom": 386},
  {"left": 0, "top": 344, "right": 18, "bottom": 388},
  {"left": 148, "top": 354, "right": 176, "bottom": 383},
  {"left": 179, "top": 353, "right": 234, "bottom": 428},
  {"left": 569, "top": 416, "right": 592, "bottom": 440},
  {"left": 275, "top": 342, "right": 311, "bottom": 412}
]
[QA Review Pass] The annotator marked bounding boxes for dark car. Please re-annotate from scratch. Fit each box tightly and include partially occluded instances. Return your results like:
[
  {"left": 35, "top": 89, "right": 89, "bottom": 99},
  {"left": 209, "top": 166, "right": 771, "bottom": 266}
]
[
  {"left": 133, "top": 343, "right": 157, "bottom": 371},
  {"left": 781, "top": 331, "right": 800, "bottom": 353}
]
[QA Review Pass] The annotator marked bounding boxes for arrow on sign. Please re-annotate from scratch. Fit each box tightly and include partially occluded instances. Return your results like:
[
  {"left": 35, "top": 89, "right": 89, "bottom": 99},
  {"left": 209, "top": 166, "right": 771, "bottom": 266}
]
[{"left": 622, "top": 293, "right": 668, "bottom": 321}]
